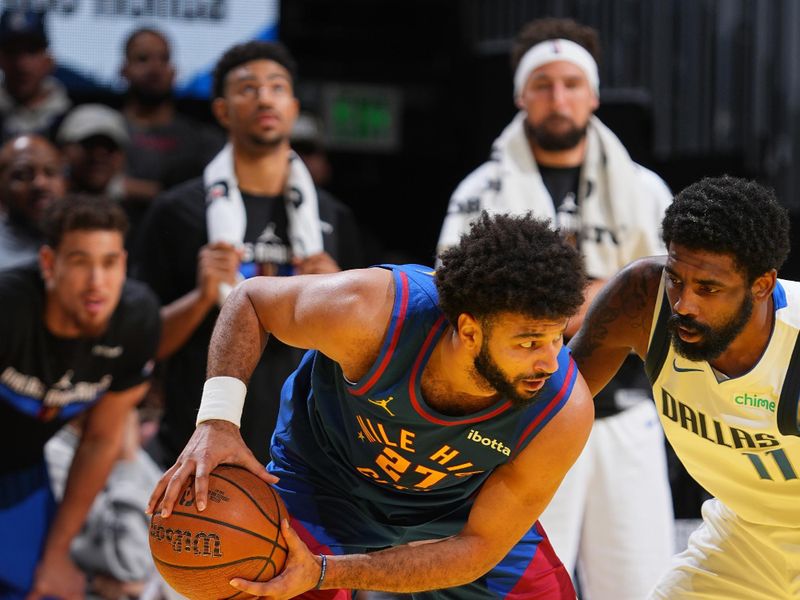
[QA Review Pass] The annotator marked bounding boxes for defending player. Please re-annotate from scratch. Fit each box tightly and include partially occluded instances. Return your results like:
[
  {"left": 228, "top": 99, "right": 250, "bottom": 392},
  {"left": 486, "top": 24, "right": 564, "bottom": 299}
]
[
  {"left": 569, "top": 175, "right": 800, "bottom": 598},
  {"left": 149, "top": 212, "right": 594, "bottom": 599}
]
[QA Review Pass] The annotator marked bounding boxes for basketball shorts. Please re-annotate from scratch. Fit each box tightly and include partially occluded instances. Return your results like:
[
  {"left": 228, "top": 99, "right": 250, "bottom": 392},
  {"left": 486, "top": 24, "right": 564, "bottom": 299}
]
[
  {"left": 272, "top": 465, "right": 576, "bottom": 599},
  {"left": 0, "top": 462, "right": 57, "bottom": 598},
  {"left": 649, "top": 498, "right": 800, "bottom": 599},
  {"left": 539, "top": 401, "right": 674, "bottom": 600}
]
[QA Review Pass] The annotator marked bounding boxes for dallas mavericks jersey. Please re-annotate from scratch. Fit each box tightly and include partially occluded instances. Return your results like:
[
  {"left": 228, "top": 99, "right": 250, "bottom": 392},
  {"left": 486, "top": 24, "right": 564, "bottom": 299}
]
[
  {"left": 645, "top": 274, "right": 800, "bottom": 527},
  {"left": 269, "top": 264, "right": 578, "bottom": 527}
]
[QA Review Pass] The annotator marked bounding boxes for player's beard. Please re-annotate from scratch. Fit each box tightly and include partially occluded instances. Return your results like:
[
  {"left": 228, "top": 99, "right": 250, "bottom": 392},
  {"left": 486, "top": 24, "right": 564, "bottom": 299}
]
[
  {"left": 525, "top": 115, "right": 587, "bottom": 151},
  {"left": 248, "top": 130, "right": 287, "bottom": 149},
  {"left": 667, "top": 291, "right": 754, "bottom": 362},
  {"left": 128, "top": 86, "right": 173, "bottom": 108},
  {"left": 473, "top": 340, "right": 543, "bottom": 408}
]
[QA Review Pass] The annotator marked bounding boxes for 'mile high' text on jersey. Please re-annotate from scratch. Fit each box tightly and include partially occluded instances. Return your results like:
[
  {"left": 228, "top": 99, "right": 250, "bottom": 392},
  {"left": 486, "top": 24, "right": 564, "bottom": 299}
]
[{"left": 269, "top": 264, "right": 578, "bottom": 531}]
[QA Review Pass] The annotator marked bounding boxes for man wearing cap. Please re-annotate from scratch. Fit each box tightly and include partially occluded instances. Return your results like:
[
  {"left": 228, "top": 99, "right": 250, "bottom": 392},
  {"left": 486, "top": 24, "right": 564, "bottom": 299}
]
[
  {"left": 0, "top": 9, "right": 71, "bottom": 143},
  {"left": 437, "top": 17, "right": 675, "bottom": 600},
  {"left": 54, "top": 102, "right": 157, "bottom": 249},
  {"left": 56, "top": 103, "right": 129, "bottom": 199}
]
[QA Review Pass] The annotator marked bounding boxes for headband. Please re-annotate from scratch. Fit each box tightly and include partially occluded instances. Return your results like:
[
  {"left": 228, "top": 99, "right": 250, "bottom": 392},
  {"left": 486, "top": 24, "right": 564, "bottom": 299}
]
[{"left": 513, "top": 38, "right": 599, "bottom": 98}]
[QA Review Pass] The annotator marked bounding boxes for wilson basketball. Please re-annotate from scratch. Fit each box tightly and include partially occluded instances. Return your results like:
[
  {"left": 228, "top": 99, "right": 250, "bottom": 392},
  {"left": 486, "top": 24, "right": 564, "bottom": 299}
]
[{"left": 149, "top": 464, "right": 288, "bottom": 600}]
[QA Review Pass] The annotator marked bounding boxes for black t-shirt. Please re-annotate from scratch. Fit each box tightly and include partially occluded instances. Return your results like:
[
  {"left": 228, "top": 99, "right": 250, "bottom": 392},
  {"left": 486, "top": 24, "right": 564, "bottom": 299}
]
[
  {"left": 132, "top": 177, "right": 366, "bottom": 466},
  {"left": 539, "top": 164, "right": 649, "bottom": 417},
  {"left": 124, "top": 113, "right": 225, "bottom": 191},
  {"left": 539, "top": 165, "right": 581, "bottom": 249},
  {"left": 0, "top": 265, "right": 160, "bottom": 473},
  {"left": 239, "top": 190, "right": 293, "bottom": 276}
]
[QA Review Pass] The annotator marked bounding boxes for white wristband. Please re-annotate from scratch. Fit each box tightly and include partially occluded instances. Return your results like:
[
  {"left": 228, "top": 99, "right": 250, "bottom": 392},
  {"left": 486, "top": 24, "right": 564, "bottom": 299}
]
[{"left": 196, "top": 376, "right": 247, "bottom": 427}]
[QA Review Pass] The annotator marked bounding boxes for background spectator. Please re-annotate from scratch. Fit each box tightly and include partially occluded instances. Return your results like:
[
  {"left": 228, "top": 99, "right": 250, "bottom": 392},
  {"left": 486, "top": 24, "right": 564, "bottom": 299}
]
[
  {"left": 437, "top": 17, "right": 675, "bottom": 600},
  {"left": 0, "top": 9, "right": 70, "bottom": 143},
  {"left": 0, "top": 133, "right": 65, "bottom": 270},
  {"left": 0, "top": 195, "right": 159, "bottom": 598},
  {"left": 133, "top": 40, "right": 365, "bottom": 470},
  {"left": 119, "top": 27, "right": 225, "bottom": 248}
]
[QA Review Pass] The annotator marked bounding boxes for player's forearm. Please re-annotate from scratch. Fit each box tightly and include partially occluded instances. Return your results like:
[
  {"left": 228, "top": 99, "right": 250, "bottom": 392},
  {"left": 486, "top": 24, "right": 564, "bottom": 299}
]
[
  {"left": 323, "top": 534, "right": 496, "bottom": 593},
  {"left": 157, "top": 289, "right": 216, "bottom": 359},
  {"left": 206, "top": 282, "right": 268, "bottom": 384},
  {"left": 41, "top": 433, "right": 121, "bottom": 554}
]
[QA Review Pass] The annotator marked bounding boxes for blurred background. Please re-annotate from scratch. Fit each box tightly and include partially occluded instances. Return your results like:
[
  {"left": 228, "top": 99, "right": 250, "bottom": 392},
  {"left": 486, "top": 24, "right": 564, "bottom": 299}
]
[{"left": 39, "top": 0, "right": 800, "bottom": 276}]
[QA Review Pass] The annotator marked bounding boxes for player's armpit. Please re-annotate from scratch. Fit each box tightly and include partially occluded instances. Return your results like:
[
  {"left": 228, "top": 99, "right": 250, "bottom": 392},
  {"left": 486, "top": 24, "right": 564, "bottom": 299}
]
[{"left": 569, "top": 256, "right": 664, "bottom": 395}]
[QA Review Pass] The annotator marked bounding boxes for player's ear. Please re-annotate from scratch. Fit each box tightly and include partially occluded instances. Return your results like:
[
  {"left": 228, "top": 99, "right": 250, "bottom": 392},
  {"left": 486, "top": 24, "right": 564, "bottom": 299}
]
[
  {"left": 457, "top": 313, "right": 482, "bottom": 351},
  {"left": 211, "top": 97, "right": 230, "bottom": 129},
  {"left": 39, "top": 245, "right": 55, "bottom": 283},
  {"left": 751, "top": 269, "right": 777, "bottom": 302}
]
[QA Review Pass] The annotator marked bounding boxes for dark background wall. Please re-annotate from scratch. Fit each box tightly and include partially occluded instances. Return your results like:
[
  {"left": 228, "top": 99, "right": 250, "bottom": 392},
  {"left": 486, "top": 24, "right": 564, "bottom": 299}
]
[{"left": 277, "top": 0, "right": 800, "bottom": 278}]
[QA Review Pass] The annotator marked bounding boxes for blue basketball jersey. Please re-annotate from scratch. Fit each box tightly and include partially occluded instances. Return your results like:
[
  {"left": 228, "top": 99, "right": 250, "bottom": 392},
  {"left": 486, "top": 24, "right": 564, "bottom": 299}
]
[{"left": 269, "top": 264, "right": 578, "bottom": 528}]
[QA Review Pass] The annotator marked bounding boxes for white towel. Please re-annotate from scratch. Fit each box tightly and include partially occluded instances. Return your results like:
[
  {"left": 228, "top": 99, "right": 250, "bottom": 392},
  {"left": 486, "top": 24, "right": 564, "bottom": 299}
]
[
  {"left": 204, "top": 143, "right": 324, "bottom": 303},
  {"left": 438, "top": 112, "right": 670, "bottom": 278}
]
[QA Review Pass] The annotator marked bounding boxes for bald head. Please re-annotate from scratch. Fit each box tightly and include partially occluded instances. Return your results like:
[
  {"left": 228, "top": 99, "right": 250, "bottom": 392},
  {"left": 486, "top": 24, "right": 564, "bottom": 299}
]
[{"left": 0, "top": 134, "right": 65, "bottom": 229}]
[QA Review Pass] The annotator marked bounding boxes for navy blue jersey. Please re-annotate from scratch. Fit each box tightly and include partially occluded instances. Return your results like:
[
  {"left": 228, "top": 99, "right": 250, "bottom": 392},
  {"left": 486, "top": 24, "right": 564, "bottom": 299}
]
[{"left": 270, "top": 264, "right": 577, "bottom": 527}]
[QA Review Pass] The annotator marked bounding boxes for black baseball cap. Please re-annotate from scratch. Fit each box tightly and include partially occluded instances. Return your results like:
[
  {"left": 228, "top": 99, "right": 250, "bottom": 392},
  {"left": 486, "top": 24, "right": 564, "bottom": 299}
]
[{"left": 0, "top": 9, "right": 48, "bottom": 51}]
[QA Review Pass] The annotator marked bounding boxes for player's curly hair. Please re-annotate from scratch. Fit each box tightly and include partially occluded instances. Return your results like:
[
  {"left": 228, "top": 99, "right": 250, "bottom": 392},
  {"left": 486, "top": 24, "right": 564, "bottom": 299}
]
[
  {"left": 662, "top": 175, "right": 790, "bottom": 282},
  {"left": 42, "top": 194, "right": 128, "bottom": 249},
  {"left": 436, "top": 212, "right": 586, "bottom": 328},
  {"left": 212, "top": 40, "right": 298, "bottom": 99},
  {"left": 511, "top": 17, "right": 601, "bottom": 73}
]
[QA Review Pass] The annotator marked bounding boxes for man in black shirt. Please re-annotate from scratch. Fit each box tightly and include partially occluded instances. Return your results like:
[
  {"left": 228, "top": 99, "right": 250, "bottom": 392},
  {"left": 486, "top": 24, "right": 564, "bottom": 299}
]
[
  {"left": 118, "top": 27, "right": 226, "bottom": 250},
  {"left": 0, "top": 196, "right": 160, "bottom": 598},
  {"left": 436, "top": 17, "right": 675, "bottom": 600},
  {"left": 133, "top": 41, "right": 364, "bottom": 469}
]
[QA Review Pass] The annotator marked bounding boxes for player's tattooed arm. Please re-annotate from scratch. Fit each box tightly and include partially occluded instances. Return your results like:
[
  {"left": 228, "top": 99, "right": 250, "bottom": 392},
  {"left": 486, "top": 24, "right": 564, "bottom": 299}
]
[{"left": 569, "top": 257, "right": 664, "bottom": 396}]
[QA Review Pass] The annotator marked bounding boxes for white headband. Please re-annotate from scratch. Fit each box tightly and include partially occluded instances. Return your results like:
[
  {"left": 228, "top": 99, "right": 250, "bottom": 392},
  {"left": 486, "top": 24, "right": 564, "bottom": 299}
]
[{"left": 513, "top": 38, "right": 599, "bottom": 99}]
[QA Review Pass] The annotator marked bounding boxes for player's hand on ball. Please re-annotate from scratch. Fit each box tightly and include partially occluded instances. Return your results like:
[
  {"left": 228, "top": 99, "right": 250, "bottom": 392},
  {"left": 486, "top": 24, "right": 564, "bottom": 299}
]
[
  {"left": 229, "top": 518, "right": 323, "bottom": 599},
  {"left": 146, "top": 419, "right": 278, "bottom": 517}
]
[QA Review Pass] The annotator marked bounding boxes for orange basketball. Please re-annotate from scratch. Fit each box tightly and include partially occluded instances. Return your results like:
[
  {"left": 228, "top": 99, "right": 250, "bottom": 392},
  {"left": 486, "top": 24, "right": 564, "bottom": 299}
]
[{"left": 149, "top": 464, "right": 288, "bottom": 600}]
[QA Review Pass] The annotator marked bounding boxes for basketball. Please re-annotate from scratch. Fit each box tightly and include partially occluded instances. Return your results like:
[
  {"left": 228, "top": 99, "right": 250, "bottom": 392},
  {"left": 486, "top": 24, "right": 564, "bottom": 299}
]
[{"left": 149, "top": 464, "right": 289, "bottom": 599}]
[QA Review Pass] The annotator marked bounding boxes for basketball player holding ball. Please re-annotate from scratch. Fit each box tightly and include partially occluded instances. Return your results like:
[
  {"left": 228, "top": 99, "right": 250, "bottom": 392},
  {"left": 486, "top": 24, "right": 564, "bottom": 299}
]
[{"left": 149, "top": 212, "right": 594, "bottom": 599}]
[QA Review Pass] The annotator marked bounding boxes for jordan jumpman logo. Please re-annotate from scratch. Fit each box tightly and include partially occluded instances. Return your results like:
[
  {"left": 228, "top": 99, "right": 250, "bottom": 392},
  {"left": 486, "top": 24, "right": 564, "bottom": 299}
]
[{"left": 368, "top": 396, "right": 396, "bottom": 417}]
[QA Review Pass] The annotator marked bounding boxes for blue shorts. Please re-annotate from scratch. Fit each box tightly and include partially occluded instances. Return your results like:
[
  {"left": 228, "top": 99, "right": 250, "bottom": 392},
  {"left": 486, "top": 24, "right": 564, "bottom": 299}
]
[
  {"left": 272, "top": 466, "right": 575, "bottom": 599},
  {"left": 0, "top": 463, "right": 56, "bottom": 598}
]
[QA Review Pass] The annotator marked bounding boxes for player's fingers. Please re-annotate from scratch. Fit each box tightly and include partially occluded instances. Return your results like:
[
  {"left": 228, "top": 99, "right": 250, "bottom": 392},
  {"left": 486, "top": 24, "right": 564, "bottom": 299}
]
[
  {"left": 241, "top": 453, "right": 279, "bottom": 485},
  {"left": 146, "top": 463, "right": 179, "bottom": 514},
  {"left": 193, "top": 458, "right": 213, "bottom": 512},
  {"left": 228, "top": 577, "right": 281, "bottom": 598},
  {"left": 160, "top": 462, "right": 195, "bottom": 517},
  {"left": 280, "top": 518, "right": 305, "bottom": 551}
]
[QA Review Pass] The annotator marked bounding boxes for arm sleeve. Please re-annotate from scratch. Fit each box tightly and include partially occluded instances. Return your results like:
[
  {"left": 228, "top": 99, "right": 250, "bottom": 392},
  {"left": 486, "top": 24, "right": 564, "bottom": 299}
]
[{"left": 108, "top": 281, "right": 161, "bottom": 392}]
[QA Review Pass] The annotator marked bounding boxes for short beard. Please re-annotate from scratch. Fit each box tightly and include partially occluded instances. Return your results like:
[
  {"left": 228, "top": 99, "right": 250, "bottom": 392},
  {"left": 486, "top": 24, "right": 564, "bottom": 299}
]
[
  {"left": 128, "top": 87, "right": 173, "bottom": 108},
  {"left": 248, "top": 132, "right": 285, "bottom": 149},
  {"left": 667, "top": 292, "right": 754, "bottom": 362},
  {"left": 474, "top": 339, "right": 541, "bottom": 409},
  {"left": 524, "top": 117, "right": 587, "bottom": 151}
]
